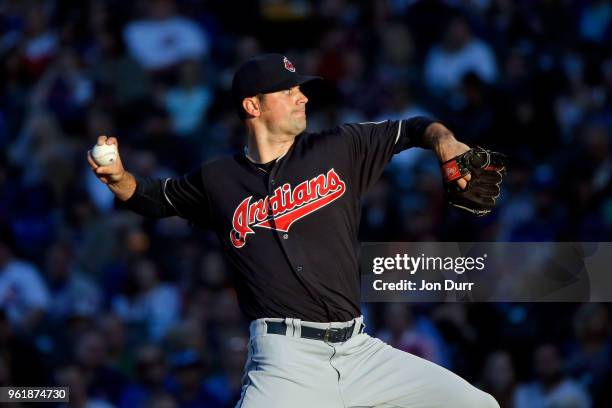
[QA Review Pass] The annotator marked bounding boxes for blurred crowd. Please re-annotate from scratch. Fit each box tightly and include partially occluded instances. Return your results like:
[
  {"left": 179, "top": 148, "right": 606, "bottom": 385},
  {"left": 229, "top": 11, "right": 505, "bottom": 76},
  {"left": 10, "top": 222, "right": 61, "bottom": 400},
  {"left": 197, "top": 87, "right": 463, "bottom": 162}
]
[{"left": 1, "top": 0, "right": 611, "bottom": 407}]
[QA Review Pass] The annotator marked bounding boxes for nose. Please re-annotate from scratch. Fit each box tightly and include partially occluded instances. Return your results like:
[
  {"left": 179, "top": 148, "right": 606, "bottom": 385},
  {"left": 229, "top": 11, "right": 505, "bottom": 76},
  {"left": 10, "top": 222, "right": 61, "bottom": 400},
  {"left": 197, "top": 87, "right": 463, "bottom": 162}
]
[{"left": 297, "top": 89, "right": 308, "bottom": 105}]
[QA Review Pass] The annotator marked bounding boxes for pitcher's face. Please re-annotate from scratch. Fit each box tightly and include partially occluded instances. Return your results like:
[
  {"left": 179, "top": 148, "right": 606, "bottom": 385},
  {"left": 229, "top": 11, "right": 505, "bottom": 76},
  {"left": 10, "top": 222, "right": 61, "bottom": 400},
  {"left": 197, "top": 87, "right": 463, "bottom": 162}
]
[{"left": 258, "top": 85, "right": 309, "bottom": 137}]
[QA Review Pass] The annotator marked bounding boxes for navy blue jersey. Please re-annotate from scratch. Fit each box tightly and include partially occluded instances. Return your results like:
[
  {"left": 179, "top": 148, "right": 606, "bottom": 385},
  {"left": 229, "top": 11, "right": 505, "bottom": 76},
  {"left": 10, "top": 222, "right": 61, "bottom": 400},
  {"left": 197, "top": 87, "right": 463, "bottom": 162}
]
[{"left": 122, "top": 118, "right": 433, "bottom": 321}]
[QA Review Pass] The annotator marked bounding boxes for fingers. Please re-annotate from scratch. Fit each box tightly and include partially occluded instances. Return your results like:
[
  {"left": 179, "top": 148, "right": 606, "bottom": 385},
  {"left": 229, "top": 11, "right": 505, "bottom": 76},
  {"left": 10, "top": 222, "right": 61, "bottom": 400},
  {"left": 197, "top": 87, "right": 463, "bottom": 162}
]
[
  {"left": 95, "top": 165, "right": 117, "bottom": 175},
  {"left": 86, "top": 150, "right": 98, "bottom": 170},
  {"left": 88, "top": 136, "right": 124, "bottom": 188},
  {"left": 456, "top": 173, "right": 472, "bottom": 190},
  {"left": 96, "top": 135, "right": 119, "bottom": 148},
  {"left": 96, "top": 135, "right": 108, "bottom": 146},
  {"left": 106, "top": 136, "right": 119, "bottom": 147},
  {"left": 87, "top": 150, "right": 113, "bottom": 183}
]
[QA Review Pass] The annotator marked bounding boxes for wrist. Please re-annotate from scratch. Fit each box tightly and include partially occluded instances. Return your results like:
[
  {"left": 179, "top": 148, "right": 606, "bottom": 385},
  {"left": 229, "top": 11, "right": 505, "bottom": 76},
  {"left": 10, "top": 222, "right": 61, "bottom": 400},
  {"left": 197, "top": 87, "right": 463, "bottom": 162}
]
[
  {"left": 424, "top": 123, "right": 463, "bottom": 160},
  {"left": 107, "top": 171, "right": 137, "bottom": 201}
]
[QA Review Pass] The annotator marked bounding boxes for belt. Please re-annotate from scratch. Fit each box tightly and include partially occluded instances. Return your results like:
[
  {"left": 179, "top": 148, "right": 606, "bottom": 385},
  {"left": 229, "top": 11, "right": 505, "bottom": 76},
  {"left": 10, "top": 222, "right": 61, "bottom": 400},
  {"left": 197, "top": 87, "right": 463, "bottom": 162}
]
[{"left": 266, "top": 320, "right": 364, "bottom": 343}]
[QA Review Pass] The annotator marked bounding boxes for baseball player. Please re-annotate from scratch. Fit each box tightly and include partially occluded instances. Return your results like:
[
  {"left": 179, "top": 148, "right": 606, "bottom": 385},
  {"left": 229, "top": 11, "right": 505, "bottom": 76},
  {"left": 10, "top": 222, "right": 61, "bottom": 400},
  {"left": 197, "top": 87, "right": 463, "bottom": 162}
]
[{"left": 88, "top": 54, "right": 506, "bottom": 407}]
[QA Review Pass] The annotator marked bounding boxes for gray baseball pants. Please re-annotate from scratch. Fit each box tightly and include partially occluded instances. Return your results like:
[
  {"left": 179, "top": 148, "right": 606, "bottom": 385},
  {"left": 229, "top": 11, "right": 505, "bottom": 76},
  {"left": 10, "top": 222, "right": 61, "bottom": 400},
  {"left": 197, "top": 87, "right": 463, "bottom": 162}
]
[{"left": 235, "top": 316, "right": 499, "bottom": 408}]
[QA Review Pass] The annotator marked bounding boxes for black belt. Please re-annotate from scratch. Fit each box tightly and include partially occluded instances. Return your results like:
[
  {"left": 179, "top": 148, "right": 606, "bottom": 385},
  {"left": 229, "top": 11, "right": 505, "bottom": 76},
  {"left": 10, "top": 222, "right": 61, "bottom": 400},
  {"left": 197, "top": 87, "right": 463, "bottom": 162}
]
[{"left": 266, "top": 320, "right": 364, "bottom": 343}]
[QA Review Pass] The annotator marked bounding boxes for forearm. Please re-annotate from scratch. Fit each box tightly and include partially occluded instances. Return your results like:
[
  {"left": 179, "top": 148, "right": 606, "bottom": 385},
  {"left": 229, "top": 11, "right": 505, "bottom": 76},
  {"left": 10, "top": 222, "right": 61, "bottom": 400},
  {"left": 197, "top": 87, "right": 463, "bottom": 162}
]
[
  {"left": 108, "top": 170, "right": 137, "bottom": 201},
  {"left": 422, "top": 122, "right": 469, "bottom": 162},
  {"left": 116, "top": 176, "right": 178, "bottom": 218}
]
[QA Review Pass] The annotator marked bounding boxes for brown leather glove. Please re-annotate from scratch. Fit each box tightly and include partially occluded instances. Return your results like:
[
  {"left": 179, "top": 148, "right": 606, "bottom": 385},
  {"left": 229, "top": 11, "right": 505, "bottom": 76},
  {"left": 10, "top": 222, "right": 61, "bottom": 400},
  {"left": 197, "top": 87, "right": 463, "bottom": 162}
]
[{"left": 441, "top": 147, "right": 508, "bottom": 216}]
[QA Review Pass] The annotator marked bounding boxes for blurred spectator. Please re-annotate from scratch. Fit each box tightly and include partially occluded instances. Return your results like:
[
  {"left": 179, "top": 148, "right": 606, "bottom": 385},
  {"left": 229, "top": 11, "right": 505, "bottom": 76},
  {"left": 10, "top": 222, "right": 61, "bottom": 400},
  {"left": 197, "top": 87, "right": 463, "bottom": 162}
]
[
  {"left": 147, "top": 392, "right": 179, "bottom": 408},
  {"left": 123, "top": 0, "right": 209, "bottom": 72},
  {"left": 9, "top": 111, "right": 66, "bottom": 185},
  {"left": 566, "top": 303, "right": 612, "bottom": 407},
  {"left": 0, "top": 223, "right": 49, "bottom": 332},
  {"left": 67, "top": 194, "right": 123, "bottom": 278},
  {"left": 119, "top": 344, "right": 170, "bottom": 408},
  {"left": 360, "top": 175, "right": 402, "bottom": 241},
  {"left": 166, "top": 349, "right": 224, "bottom": 408},
  {"left": 29, "top": 48, "right": 94, "bottom": 127},
  {"left": 20, "top": 7, "right": 58, "bottom": 79},
  {"left": 578, "top": 0, "right": 612, "bottom": 45},
  {"left": 0, "top": 309, "right": 45, "bottom": 386},
  {"left": 207, "top": 288, "right": 243, "bottom": 333},
  {"left": 514, "top": 343, "right": 590, "bottom": 408},
  {"left": 163, "top": 60, "right": 212, "bottom": 137},
  {"left": 204, "top": 334, "right": 248, "bottom": 405},
  {"left": 447, "top": 71, "right": 497, "bottom": 145},
  {"left": 1, "top": 50, "right": 29, "bottom": 141},
  {"left": 112, "top": 257, "right": 180, "bottom": 341},
  {"left": 376, "top": 303, "right": 448, "bottom": 367},
  {"left": 424, "top": 15, "right": 498, "bottom": 96},
  {"left": 374, "top": 21, "right": 419, "bottom": 86},
  {"left": 98, "top": 314, "right": 133, "bottom": 377},
  {"left": 92, "top": 27, "right": 151, "bottom": 109},
  {"left": 74, "top": 330, "right": 127, "bottom": 405},
  {"left": 194, "top": 250, "right": 229, "bottom": 290},
  {"left": 432, "top": 303, "right": 480, "bottom": 376},
  {"left": 163, "top": 317, "right": 208, "bottom": 354},
  {"left": 480, "top": 351, "right": 516, "bottom": 408},
  {"left": 55, "top": 364, "right": 117, "bottom": 408},
  {"left": 182, "top": 286, "right": 215, "bottom": 329},
  {"left": 0, "top": 355, "right": 8, "bottom": 386},
  {"left": 45, "top": 240, "right": 102, "bottom": 321}
]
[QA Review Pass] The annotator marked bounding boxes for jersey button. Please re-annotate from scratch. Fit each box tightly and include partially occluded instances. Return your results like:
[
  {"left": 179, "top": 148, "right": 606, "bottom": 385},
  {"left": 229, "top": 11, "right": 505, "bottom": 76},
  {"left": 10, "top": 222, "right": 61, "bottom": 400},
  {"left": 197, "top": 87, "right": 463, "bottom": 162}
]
[
  {"left": 270, "top": 179, "right": 276, "bottom": 185},
  {"left": 296, "top": 266, "right": 303, "bottom": 272},
  {"left": 282, "top": 233, "right": 289, "bottom": 240}
]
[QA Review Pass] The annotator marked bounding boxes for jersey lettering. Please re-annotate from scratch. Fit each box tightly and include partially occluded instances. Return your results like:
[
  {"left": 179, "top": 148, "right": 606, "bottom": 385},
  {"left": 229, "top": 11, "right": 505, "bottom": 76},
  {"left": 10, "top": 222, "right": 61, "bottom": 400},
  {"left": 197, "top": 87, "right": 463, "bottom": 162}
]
[{"left": 230, "top": 169, "right": 346, "bottom": 248}]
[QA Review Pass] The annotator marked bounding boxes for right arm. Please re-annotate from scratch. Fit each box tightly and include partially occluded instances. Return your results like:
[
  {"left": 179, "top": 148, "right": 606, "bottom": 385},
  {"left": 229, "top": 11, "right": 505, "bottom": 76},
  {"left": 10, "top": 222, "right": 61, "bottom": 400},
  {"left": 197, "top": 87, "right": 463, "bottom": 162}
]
[{"left": 87, "top": 136, "right": 208, "bottom": 222}]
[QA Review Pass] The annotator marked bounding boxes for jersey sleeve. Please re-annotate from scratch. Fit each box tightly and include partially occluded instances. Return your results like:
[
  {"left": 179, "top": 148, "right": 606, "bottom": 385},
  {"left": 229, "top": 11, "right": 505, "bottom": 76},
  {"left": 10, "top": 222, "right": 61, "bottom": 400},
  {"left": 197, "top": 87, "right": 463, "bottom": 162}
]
[
  {"left": 119, "top": 167, "right": 211, "bottom": 226},
  {"left": 339, "top": 116, "right": 434, "bottom": 195},
  {"left": 162, "top": 167, "right": 211, "bottom": 225}
]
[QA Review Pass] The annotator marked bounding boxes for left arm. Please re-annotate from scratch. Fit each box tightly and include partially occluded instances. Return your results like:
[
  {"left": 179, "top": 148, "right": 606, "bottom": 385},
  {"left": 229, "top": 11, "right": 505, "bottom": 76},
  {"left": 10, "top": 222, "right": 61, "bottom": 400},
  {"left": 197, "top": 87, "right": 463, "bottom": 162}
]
[
  {"left": 406, "top": 119, "right": 508, "bottom": 215},
  {"left": 339, "top": 117, "right": 504, "bottom": 204},
  {"left": 421, "top": 122, "right": 471, "bottom": 189},
  {"left": 340, "top": 116, "right": 507, "bottom": 215},
  {"left": 420, "top": 122, "right": 508, "bottom": 216}
]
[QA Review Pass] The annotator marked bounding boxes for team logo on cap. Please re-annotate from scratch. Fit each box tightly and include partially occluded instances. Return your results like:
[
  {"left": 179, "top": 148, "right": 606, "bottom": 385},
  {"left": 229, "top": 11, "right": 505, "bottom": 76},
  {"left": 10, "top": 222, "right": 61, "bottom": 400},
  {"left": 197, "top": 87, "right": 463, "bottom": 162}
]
[
  {"left": 230, "top": 168, "right": 346, "bottom": 248},
  {"left": 283, "top": 56, "right": 296, "bottom": 72}
]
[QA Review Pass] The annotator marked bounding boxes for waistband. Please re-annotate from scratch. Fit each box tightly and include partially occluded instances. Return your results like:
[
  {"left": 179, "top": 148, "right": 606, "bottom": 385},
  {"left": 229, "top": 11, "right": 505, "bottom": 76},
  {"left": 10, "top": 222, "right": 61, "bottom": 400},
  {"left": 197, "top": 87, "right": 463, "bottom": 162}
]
[{"left": 249, "top": 316, "right": 365, "bottom": 341}]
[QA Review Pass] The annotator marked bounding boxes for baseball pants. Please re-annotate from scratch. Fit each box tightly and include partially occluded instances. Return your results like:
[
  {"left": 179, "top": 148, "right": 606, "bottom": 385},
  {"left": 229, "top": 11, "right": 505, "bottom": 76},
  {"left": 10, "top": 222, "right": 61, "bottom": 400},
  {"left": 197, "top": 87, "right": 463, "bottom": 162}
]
[{"left": 235, "top": 316, "right": 499, "bottom": 408}]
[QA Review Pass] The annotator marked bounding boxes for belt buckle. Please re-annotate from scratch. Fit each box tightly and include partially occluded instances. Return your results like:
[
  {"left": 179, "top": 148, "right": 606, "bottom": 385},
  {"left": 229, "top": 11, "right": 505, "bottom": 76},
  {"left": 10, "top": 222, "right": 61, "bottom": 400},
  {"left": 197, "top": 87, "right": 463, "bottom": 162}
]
[
  {"left": 324, "top": 327, "right": 342, "bottom": 342},
  {"left": 323, "top": 327, "right": 331, "bottom": 342}
]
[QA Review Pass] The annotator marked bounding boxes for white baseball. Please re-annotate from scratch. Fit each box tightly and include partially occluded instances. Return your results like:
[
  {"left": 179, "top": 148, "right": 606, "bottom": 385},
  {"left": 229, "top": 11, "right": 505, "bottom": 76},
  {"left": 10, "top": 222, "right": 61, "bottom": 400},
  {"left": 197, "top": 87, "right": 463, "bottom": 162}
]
[{"left": 91, "top": 143, "right": 118, "bottom": 166}]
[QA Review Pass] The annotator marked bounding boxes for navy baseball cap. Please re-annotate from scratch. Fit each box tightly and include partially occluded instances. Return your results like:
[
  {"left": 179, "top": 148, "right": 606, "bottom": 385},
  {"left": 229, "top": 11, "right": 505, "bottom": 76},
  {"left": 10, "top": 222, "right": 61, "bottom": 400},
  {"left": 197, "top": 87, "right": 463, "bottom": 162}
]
[{"left": 232, "top": 54, "right": 321, "bottom": 117}]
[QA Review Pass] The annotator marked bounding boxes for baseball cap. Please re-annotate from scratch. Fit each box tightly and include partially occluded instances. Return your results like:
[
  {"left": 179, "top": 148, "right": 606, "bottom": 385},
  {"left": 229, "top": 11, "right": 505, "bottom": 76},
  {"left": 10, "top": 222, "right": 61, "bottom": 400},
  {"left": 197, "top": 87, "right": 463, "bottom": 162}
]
[{"left": 232, "top": 53, "right": 322, "bottom": 117}]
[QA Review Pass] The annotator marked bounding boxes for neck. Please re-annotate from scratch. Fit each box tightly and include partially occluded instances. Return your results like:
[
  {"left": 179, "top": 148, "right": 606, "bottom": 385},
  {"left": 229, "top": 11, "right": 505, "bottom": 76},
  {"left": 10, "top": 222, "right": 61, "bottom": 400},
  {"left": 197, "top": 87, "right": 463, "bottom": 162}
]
[{"left": 246, "top": 129, "right": 296, "bottom": 164}]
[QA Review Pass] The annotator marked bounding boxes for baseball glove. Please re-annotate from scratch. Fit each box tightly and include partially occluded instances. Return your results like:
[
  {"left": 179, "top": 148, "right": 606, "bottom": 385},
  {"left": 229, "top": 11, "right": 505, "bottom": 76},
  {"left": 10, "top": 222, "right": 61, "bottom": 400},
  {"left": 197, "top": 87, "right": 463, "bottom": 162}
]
[{"left": 441, "top": 147, "right": 508, "bottom": 216}]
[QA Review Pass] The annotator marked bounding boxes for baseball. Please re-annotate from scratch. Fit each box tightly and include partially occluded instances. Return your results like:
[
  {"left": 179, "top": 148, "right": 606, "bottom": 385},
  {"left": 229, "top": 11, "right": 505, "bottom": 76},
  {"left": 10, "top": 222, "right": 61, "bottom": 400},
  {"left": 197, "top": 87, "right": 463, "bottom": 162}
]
[{"left": 91, "top": 143, "right": 118, "bottom": 166}]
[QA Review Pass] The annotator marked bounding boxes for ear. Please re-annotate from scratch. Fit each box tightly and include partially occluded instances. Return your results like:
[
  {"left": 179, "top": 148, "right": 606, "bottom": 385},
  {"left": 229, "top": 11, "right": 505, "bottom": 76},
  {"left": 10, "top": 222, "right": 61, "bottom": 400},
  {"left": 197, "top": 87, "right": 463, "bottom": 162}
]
[{"left": 242, "top": 97, "right": 260, "bottom": 118}]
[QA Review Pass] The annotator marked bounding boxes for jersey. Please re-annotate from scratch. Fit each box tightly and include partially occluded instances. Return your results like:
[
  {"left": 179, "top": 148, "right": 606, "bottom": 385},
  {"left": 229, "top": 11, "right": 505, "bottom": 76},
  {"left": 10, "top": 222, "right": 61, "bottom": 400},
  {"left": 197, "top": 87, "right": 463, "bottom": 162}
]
[{"left": 120, "top": 117, "right": 434, "bottom": 322}]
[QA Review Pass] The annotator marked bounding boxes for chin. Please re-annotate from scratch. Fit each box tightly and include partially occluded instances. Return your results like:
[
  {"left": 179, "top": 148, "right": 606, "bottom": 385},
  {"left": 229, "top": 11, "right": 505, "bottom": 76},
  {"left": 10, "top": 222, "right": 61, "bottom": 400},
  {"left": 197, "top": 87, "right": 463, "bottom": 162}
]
[{"left": 295, "top": 119, "right": 307, "bottom": 134}]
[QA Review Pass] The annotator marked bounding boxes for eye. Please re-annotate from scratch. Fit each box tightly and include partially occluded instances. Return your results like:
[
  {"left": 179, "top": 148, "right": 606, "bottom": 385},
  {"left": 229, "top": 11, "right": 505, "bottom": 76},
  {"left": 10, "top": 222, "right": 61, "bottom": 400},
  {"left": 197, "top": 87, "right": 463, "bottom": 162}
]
[{"left": 282, "top": 89, "right": 291, "bottom": 95}]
